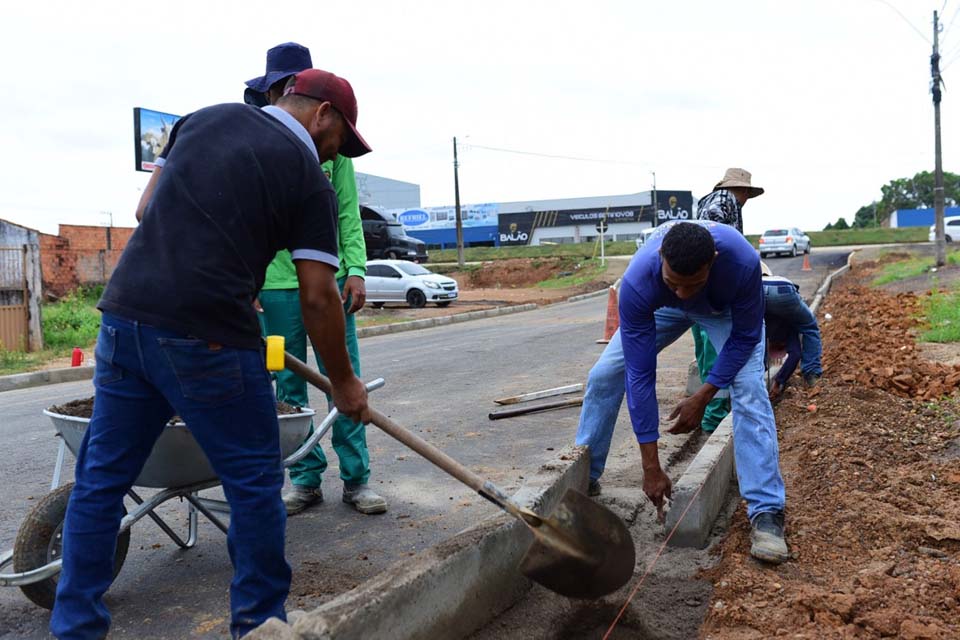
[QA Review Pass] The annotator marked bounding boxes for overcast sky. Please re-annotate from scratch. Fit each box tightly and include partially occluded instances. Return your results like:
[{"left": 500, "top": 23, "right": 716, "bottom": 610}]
[{"left": 0, "top": 0, "right": 956, "bottom": 236}]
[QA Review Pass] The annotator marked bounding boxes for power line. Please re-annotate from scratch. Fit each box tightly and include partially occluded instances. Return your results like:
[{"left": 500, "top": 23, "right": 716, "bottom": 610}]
[
  {"left": 462, "top": 143, "right": 652, "bottom": 168},
  {"left": 941, "top": 4, "right": 960, "bottom": 43},
  {"left": 869, "top": 0, "right": 932, "bottom": 44}
]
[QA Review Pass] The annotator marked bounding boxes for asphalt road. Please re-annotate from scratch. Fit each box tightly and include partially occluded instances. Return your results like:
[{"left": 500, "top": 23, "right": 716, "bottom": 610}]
[{"left": 0, "top": 247, "right": 848, "bottom": 639}]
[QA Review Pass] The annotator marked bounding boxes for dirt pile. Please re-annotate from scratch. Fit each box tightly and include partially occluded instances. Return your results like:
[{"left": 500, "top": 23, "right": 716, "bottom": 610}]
[
  {"left": 447, "top": 257, "right": 610, "bottom": 291},
  {"left": 50, "top": 397, "right": 302, "bottom": 419},
  {"left": 702, "top": 267, "right": 960, "bottom": 639},
  {"left": 821, "top": 279, "right": 960, "bottom": 401}
]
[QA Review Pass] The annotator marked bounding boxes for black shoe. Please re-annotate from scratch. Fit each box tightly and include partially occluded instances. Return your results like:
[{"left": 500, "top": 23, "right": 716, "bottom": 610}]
[
  {"left": 587, "top": 479, "right": 602, "bottom": 497},
  {"left": 750, "top": 511, "right": 789, "bottom": 564},
  {"left": 803, "top": 373, "right": 822, "bottom": 388}
]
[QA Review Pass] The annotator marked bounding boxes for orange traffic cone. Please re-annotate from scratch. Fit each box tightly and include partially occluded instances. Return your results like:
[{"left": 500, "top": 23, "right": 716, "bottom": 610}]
[
  {"left": 596, "top": 284, "right": 620, "bottom": 344},
  {"left": 801, "top": 252, "right": 812, "bottom": 272}
]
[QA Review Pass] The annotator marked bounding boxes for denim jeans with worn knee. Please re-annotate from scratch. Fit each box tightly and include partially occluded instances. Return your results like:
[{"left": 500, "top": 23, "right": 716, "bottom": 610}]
[
  {"left": 575, "top": 310, "right": 785, "bottom": 519},
  {"left": 51, "top": 313, "right": 290, "bottom": 640}
]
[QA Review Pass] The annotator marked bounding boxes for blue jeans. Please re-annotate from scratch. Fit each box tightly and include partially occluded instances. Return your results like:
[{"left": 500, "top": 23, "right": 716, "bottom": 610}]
[
  {"left": 764, "top": 284, "right": 822, "bottom": 376},
  {"left": 575, "top": 309, "right": 786, "bottom": 519},
  {"left": 51, "top": 313, "right": 290, "bottom": 640}
]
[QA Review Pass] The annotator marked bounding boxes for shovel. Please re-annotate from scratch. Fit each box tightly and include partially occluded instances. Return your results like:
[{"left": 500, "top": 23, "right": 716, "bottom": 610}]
[{"left": 284, "top": 352, "right": 636, "bottom": 599}]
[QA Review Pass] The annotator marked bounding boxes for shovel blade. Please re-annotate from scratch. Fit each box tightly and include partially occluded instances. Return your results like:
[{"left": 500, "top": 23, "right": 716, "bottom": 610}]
[{"left": 518, "top": 488, "right": 635, "bottom": 599}]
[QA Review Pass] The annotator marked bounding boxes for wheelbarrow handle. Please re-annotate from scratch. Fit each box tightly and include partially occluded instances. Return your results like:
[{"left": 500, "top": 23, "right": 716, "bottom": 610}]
[
  {"left": 282, "top": 377, "right": 385, "bottom": 468},
  {"left": 283, "top": 352, "right": 527, "bottom": 518}
]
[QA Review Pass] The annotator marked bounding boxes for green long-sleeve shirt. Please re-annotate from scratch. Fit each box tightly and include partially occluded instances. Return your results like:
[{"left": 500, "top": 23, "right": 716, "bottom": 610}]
[{"left": 262, "top": 155, "right": 366, "bottom": 289}]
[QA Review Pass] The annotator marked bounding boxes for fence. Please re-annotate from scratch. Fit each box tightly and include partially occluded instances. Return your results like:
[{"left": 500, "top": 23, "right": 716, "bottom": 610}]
[{"left": 0, "top": 245, "right": 43, "bottom": 351}]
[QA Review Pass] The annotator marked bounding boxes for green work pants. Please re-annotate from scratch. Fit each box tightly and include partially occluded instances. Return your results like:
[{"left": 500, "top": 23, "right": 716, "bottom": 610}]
[
  {"left": 258, "top": 283, "right": 370, "bottom": 488},
  {"left": 692, "top": 324, "right": 731, "bottom": 432}
]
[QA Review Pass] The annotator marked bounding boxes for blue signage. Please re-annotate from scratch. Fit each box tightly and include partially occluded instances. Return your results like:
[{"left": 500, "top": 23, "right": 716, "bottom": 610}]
[{"left": 398, "top": 209, "right": 430, "bottom": 226}]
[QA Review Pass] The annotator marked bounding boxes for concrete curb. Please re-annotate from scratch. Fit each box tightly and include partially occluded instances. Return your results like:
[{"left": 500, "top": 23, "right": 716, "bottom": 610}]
[
  {"left": 809, "top": 250, "right": 856, "bottom": 315},
  {"left": 247, "top": 446, "right": 589, "bottom": 640},
  {"left": 0, "top": 365, "right": 94, "bottom": 393},
  {"left": 356, "top": 303, "right": 537, "bottom": 339},
  {"left": 564, "top": 287, "right": 609, "bottom": 303},
  {"left": 665, "top": 415, "right": 735, "bottom": 547},
  {"left": 664, "top": 256, "right": 856, "bottom": 546}
]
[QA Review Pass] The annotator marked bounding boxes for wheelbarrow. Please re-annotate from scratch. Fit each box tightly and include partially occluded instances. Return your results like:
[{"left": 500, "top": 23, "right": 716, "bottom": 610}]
[{"left": 0, "top": 378, "right": 384, "bottom": 610}]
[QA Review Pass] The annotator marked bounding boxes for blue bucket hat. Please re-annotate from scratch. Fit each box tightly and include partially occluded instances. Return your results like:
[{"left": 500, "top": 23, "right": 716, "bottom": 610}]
[{"left": 245, "top": 42, "right": 313, "bottom": 93}]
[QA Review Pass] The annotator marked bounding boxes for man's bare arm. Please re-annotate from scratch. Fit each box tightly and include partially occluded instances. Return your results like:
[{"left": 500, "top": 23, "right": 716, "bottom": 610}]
[
  {"left": 295, "top": 259, "right": 369, "bottom": 423},
  {"left": 135, "top": 168, "right": 163, "bottom": 222}
]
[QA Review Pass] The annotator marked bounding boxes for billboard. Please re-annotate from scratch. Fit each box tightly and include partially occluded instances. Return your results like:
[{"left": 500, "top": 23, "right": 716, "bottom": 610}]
[
  {"left": 497, "top": 206, "right": 647, "bottom": 246},
  {"left": 134, "top": 107, "right": 181, "bottom": 172},
  {"left": 390, "top": 203, "right": 499, "bottom": 231},
  {"left": 653, "top": 190, "right": 695, "bottom": 225}
]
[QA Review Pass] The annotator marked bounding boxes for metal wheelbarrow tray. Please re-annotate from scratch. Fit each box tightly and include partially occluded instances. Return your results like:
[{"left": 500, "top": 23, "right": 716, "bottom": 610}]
[{"left": 0, "top": 377, "right": 384, "bottom": 609}]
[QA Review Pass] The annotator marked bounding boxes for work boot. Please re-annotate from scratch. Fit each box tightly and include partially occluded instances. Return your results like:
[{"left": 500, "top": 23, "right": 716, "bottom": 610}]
[
  {"left": 803, "top": 373, "right": 822, "bottom": 388},
  {"left": 588, "top": 479, "right": 602, "bottom": 497},
  {"left": 282, "top": 485, "right": 323, "bottom": 516},
  {"left": 750, "top": 511, "right": 789, "bottom": 564},
  {"left": 343, "top": 483, "right": 388, "bottom": 515}
]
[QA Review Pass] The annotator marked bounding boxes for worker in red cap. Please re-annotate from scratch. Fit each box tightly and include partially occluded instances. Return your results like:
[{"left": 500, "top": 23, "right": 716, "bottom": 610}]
[{"left": 53, "top": 69, "right": 371, "bottom": 639}]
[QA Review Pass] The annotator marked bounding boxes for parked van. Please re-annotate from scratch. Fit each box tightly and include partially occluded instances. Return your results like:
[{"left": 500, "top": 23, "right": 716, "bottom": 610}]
[{"left": 361, "top": 206, "right": 428, "bottom": 263}]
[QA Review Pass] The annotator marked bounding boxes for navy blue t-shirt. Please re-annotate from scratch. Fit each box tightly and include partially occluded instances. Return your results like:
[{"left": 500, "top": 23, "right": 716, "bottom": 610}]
[{"left": 99, "top": 103, "right": 339, "bottom": 348}]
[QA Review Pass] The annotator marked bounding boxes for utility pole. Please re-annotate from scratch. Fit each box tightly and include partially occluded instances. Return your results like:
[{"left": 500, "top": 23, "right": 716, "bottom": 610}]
[
  {"left": 651, "top": 171, "right": 658, "bottom": 227},
  {"left": 453, "top": 137, "right": 465, "bottom": 267},
  {"left": 933, "top": 10, "right": 946, "bottom": 266}
]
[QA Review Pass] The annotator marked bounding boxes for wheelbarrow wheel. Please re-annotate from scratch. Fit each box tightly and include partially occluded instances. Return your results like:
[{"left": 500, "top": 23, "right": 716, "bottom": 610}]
[{"left": 13, "top": 483, "right": 131, "bottom": 610}]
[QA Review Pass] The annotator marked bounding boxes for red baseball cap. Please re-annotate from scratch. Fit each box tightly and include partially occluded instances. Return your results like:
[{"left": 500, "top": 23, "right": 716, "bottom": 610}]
[{"left": 285, "top": 69, "right": 372, "bottom": 158}]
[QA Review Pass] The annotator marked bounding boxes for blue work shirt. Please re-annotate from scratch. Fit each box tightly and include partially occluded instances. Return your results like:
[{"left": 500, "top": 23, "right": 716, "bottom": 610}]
[{"left": 619, "top": 221, "right": 764, "bottom": 443}]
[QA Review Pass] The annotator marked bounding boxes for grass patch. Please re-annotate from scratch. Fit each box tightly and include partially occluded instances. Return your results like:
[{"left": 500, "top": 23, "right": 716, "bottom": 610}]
[
  {"left": 536, "top": 259, "right": 607, "bottom": 289},
  {"left": 919, "top": 286, "right": 960, "bottom": 342},
  {"left": 42, "top": 286, "right": 102, "bottom": 351},
  {"left": 0, "top": 286, "right": 103, "bottom": 376},
  {"left": 427, "top": 227, "right": 929, "bottom": 264},
  {"left": 872, "top": 252, "right": 960, "bottom": 286},
  {"left": 0, "top": 349, "right": 47, "bottom": 376},
  {"left": 429, "top": 240, "right": 637, "bottom": 263}
]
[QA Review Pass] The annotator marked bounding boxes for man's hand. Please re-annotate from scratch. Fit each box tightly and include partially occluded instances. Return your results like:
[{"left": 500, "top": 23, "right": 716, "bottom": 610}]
[
  {"left": 769, "top": 380, "right": 783, "bottom": 400},
  {"left": 331, "top": 374, "right": 371, "bottom": 424},
  {"left": 642, "top": 466, "right": 672, "bottom": 509},
  {"left": 667, "top": 383, "right": 718, "bottom": 434},
  {"left": 253, "top": 297, "right": 263, "bottom": 313},
  {"left": 342, "top": 275, "right": 366, "bottom": 314}
]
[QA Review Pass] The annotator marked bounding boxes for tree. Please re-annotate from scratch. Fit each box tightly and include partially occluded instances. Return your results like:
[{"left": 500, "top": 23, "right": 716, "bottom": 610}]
[
  {"left": 833, "top": 217, "right": 850, "bottom": 230},
  {"left": 823, "top": 222, "right": 834, "bottom": 231},
  {"left": 853, "top": 203, "right": 879, "bottom": 228},
  {"left": 857, "top": 171, "right": 960, "bottom": 224}
]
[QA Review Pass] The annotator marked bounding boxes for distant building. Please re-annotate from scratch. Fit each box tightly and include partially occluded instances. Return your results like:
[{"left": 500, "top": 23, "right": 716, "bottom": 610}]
[
  {"left": 889, "top": 207, "right": 960, "bottom": 227},
  {"left": 0, "top": 218, "right": 43, "bottom": 350},
  {"left": 387, "top": 190, "right": 694, "bottom": 249},
  {"left": 39, "top": 224, "right": 136, "bottom": 297},
  {"left": 355, "top": 172, "right": 420, "bottom": 210}
]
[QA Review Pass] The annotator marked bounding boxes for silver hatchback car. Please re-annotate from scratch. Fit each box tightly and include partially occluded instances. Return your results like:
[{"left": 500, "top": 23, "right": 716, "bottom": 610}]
[
  {"left": 758, "top": 227, "right": 811, "bottom": 258},
  {"left": 365, "top": 260, "right": 459, "bottom": 309}
]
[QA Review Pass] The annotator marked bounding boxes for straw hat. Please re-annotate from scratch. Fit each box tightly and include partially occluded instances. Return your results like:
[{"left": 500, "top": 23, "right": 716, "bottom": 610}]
[{"left": 714, "top": 168, "right": 764, "bottom": 198}]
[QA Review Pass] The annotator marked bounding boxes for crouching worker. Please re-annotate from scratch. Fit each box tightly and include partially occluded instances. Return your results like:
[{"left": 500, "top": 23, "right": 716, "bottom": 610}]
[
  {"left": 51, "top": 69, "right": 373, "bottom": 639},
  {"left": 763, "top": 273, "right": 823, "bottom": 399},
  {"left": 618, "top": 220, "right": 789, "bottom": 564}
]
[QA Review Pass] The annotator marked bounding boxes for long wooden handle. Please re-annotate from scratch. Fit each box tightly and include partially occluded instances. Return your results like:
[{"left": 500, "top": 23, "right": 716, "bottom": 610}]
[{"left": 283, "top": 352, "right": 487, "bottom": 495}]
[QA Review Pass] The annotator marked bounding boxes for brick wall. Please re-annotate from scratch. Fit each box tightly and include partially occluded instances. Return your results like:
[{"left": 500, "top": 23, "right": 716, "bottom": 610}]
[{"left": 40, "top": 225, "right": 136, "bottom": 297}]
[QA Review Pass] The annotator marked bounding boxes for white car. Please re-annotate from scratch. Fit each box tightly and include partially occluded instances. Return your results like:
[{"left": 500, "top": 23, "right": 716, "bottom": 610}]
[
  {"left": 634, "top": 227, "right": 658, "bottom": 250},
  {"left": 928, "top": 216, "right": 960, "bottom": 242},
  {"left": 758, "top": 228, "right": 811, "bottom": 258},
  {"left": 365, "top": 260, "right": 459, "bottom": 309}
]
